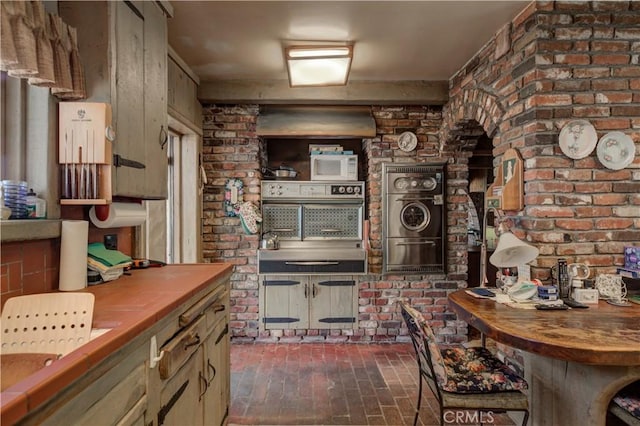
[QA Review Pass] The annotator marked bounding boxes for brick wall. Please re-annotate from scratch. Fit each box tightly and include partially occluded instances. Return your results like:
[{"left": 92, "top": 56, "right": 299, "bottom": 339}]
[
  {"left": 201, "top": 104, "right": 471, "bottom": 344},
  {"left": 442, "top": 1, "right": 640, "bottom": 282},
  {"left": 203, "top": 1, "right": 639, "bottom": 344},
  {"left": 201, "top": 105, "right": 262, "bottom": 340},
  {"left": 439, "top": 0, "right": 640, "bottom": 367}
]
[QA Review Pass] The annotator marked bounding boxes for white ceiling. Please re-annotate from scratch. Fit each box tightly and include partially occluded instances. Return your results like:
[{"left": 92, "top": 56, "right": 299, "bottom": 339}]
[{"left": 167, "top": 1, "right": 530, "bottom": 85}]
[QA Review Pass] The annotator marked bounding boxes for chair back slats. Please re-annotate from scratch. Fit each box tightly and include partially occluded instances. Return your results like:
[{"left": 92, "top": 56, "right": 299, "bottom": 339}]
[{"left": 399, "top": 302, "right": 446, "bottom": 399}]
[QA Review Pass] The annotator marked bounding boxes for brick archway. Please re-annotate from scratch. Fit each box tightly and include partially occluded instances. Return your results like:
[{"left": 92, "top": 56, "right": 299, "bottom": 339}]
[{"left": 439, "top": 87, "right": 505, "bottom": 152}]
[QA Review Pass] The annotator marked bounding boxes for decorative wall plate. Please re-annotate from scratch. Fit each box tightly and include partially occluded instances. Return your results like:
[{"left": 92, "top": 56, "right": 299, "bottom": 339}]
[
  {"left": 558, "top": 120, "right": 597, "bottom": 159},
  {"left": 596, "top": 131, "right": 636, "bottom": 170},
  {"left": 398, "top": 131, "right": 417, "bottom": 152}
]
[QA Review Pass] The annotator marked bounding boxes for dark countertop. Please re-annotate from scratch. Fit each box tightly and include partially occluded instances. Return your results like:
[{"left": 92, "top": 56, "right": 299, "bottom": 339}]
[
  {"left": 448, "top": 289, "right": 640, "bottom": 366},
  {"left": 1, "top": 263, "right": 233, "bottom": 425}
]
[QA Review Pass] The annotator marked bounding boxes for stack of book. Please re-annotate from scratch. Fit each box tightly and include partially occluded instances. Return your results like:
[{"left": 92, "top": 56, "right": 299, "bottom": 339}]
[
  {"left": 87, "top": 242, "right": 132, "bottom": 282},
  {"left": 537, "top": 285, "right": 559, "bottom": 301}
]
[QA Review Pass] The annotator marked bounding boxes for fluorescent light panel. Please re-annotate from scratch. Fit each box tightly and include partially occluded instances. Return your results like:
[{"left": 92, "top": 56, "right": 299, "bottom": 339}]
[{"left": 285, "top": 45, "right": 353, "bottom": 87}]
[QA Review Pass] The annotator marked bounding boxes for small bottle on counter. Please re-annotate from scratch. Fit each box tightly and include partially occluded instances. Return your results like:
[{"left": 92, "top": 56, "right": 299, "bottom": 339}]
[{"left": 26, "top": 188, "right": 47, "bottom": 219}]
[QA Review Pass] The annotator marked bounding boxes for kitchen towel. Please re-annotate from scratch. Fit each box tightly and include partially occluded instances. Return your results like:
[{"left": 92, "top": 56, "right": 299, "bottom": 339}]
[
  {"left": 59, "top": 220, "right": 88, "bottom": 291},
  {"left": 87, "top": 242, "right": 132, "bottom": 267}
]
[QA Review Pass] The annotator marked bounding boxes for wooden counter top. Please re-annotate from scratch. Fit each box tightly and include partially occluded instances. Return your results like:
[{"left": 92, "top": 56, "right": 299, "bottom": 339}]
[
  {"left": 1, "top": 263, "right": 233, "bottom": 425},
  {"left": 448, "top": 289, "right": 640, "bottom": 366}
]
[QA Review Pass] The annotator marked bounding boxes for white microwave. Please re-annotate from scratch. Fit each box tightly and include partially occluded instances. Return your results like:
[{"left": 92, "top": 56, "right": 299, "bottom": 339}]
[{"left": 310, "top": 154, "right": 358, "bottom": 181}]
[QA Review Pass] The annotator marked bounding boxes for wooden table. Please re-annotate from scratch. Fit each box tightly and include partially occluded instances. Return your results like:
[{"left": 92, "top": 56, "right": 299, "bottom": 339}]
[{"left": 448, "top": 290, "right": 640, "bottom": 426}]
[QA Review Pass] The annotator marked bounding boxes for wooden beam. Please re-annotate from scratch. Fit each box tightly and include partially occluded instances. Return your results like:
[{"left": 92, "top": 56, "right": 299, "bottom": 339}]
[{"left": 198, "top": 80, "right": 449, "bottom": 105}]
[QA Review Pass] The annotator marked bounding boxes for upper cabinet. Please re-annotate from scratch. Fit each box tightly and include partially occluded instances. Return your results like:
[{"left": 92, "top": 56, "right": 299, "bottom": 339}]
[
  {"left": 59, "top": 1, "right": 169, "bottom": 200},
  {"left": 167, "top": 51, "right": 202, "bottom": 129}
]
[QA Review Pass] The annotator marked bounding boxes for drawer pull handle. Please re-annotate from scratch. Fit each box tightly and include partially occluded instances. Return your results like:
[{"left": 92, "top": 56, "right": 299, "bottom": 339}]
[
  {"left": 184, "top": 333, "right": 200, "bottom": 349},
  {"left": 198, "top": 371, "right": 208, "bottom": 401},
  {"left": 207, "top": 360, "right": 217, "bottom": 385},
  {"left": 215, "top": 324, "right": 229, "bottom": 345},
  {"left": 213, "top": 304, "right": 225, "bottom": 313}
]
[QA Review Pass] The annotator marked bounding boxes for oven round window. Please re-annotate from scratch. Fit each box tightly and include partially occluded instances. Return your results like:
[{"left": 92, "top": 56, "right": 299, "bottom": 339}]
[{"left": 400, "top": 202, "right": 431, "bottom": 231}]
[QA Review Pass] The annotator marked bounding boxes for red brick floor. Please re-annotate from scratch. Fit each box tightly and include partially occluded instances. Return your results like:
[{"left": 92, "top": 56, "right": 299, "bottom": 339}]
[{"left": 228, "top": 343, "right": 517, "bottom": 426}]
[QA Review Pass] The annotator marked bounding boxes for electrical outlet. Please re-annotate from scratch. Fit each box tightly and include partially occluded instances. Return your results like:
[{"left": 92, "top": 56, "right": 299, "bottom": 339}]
[{"left": 104, "top": 234, "right": 118, "bottom": 250}]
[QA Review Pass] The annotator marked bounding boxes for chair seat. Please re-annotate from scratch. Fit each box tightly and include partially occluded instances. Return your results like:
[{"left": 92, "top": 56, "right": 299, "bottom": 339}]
[
  {"left": 441, "top": 347, "right": 529, "bottom": 394},
  {"left": 441, "top": 388, "right": 529, "bottom": 411}
]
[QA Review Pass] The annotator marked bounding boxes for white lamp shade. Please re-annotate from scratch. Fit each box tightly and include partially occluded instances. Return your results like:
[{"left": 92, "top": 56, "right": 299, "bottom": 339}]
[{"left": 489, "top": 231, "right": 539, "bottom": 267}]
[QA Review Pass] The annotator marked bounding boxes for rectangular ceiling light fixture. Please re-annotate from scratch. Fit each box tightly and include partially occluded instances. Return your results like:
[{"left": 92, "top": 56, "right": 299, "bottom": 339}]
[{"left": 285, "top": 45, "right": 353, "bottom": 88}]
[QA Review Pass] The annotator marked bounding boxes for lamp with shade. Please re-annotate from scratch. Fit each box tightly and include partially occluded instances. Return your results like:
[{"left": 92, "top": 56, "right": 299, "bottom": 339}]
[{"left": 479, "top": 207, "right": 539, "bottom": 289}]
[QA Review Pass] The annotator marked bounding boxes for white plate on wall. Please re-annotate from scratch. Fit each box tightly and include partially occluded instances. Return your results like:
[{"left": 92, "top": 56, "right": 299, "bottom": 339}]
[
  {"left": 558, "top": 119, "right": 598, "bottom": 159},
  {"left": 398, "top": 131, "right": 418, "bottom": 152},
  {"left": 596, "top": 131, "right": 636, "bottom": 170}
]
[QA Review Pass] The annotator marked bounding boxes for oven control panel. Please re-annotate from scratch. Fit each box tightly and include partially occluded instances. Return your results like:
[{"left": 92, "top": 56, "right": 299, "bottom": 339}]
[{"left": 262, "top": 181, "right": 364, "bottom": 200}]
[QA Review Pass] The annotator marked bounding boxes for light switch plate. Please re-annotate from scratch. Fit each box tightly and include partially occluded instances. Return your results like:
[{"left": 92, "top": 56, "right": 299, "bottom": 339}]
[{"left": 104, "top": 234, "right": 117, "bottom": 250}]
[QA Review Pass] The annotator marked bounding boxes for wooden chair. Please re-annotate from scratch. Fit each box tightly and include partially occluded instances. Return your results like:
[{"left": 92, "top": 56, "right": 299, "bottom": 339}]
[{"left": 399, "top": 300, "right": 529, "bottom": 426}]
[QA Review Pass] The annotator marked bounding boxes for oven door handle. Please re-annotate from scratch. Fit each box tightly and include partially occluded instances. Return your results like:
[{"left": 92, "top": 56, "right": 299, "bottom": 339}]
[
  {"left": 271, "top": 228, "right": 295, "bottom": 232},
  {"left": 395, "top": 197, "right": 432, "bottom": 202},
  {"left": 285, "top": 261, "right": 340, "bottom": 266},
  {"left": 320, "top": 228, "right": 343, "bottom": 233},
  {"left": 394, "top": 241, "right": 436, "bottom": 246}
]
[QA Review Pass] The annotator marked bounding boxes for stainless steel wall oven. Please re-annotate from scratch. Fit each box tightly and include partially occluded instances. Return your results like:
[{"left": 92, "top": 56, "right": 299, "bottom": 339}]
[
  {"left": 382, "top": 163, "right": 447, "bottom": 274},
  {"left": 258, "top": 181, "right": 367, "bottom": 274}
]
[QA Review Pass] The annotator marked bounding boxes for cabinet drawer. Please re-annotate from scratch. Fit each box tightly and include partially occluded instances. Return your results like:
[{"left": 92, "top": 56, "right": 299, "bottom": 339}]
[
  {"left": 179, "top": 286, "right": 226, "bottom": 327},
  {"left": 205, "top": 291, "right": 228, "bottom": 333},
  {"left": 159, "top": 315, "right": 206, "bottom": 380}
]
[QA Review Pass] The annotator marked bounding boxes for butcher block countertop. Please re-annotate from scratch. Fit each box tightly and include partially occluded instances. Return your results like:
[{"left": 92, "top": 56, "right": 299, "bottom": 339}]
[
  {"left": 1, "top": 263, "right": 233, "bottom": 425},
  {"left": 448, "top": 289, "right": 640, "bottom": 366}
]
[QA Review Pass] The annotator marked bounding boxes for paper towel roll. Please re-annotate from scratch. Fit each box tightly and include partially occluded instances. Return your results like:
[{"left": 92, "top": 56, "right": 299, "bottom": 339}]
[
  {"left": 59, "top": 220, "right": 89, "bottom": 292},
  {"left": 89, "top": 202, "right": 146, "bottom": 228}
]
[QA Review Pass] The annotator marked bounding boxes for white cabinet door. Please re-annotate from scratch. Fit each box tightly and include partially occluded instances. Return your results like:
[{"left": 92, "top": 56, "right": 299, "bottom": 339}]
[
  {"left": 59, "top": 1, "right": 168, "bottom": 200},
  {"left": 260, "top": 275, "right": 358, "bottom": 330},
  {"left": 261, "top": 275, "right": 309, "bottom": 329},
  {"left": 158, "top": 349, "right": 204, "bottom": 426},
  {"left": 203, "top": 319, "right": 230, "bottom": 426},
  {"left": 112, "top": 1, "right": 145, "bottom": 197},
  {"left": 143, "top": 0, "right": 168, "bottom": 199},
  {"left": 309, "top": 276, "right": 357, "bottom": 329}
]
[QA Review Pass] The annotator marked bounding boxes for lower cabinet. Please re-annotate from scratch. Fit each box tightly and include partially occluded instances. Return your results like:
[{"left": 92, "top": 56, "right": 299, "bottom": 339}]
[
  {"left": 15, "top": 279, "right": 230, "bottom": 426},
  {"left": 203, "top": 319, "right": 230, "bottom": 426},
  {"left": 32, "top": 356, "right": 148, "bottom": 426},
  {"left": 154, "top": 289, "right": 230, "bottom": 426},
  {"left": 260, "top": 275, "right": 358, "bottom": 330}
]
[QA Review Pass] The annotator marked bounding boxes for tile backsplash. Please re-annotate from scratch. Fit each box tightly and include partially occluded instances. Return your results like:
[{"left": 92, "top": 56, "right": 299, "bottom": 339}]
[
  {"left": 1, "top": 239, "right": 60, "bottom": 309},
  {"left": 0, "top": 220, "right": 134, "bottom": 310}
]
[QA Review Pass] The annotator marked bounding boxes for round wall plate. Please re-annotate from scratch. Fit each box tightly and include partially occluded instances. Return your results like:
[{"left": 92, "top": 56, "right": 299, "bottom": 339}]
[
  {"left": 398, "top": 131, "right": 417, "bottom": 152},
  {"left": 558, "top": 120, "right": 597, "bottom": 159},
  {"left": 596, "top": 131, "right": 636, "bottom": 170}
]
